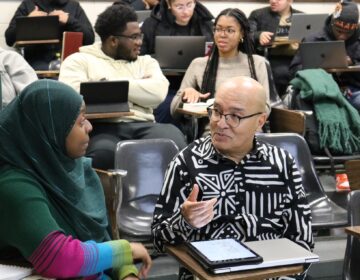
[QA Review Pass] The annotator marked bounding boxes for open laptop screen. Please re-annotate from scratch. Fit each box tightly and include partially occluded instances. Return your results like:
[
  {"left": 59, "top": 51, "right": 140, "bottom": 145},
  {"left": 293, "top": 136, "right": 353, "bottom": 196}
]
[
  {"left": 15, "top": 16, "right": 60, "bottom": 41},
  {"left": 80, "top": 80, "right": 129, "bottom": 114}
]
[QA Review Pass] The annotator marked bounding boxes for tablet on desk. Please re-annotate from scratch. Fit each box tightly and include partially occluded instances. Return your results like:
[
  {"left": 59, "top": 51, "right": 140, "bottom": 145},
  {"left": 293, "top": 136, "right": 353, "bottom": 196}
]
[{"left": 187, "top": 239, "right": 263, "bottom": 274}]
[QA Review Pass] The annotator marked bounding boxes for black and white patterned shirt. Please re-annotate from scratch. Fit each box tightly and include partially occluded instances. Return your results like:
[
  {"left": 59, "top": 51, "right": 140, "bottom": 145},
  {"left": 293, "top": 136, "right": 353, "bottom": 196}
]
[{"left": 152, "top": 136, "right": 314, "bottom": 254}]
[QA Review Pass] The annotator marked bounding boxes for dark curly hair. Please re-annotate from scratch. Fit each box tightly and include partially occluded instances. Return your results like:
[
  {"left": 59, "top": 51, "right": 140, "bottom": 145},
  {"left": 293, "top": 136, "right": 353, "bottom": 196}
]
[{"left": 95, "top": 3, "right": 138, "bottom": 42}]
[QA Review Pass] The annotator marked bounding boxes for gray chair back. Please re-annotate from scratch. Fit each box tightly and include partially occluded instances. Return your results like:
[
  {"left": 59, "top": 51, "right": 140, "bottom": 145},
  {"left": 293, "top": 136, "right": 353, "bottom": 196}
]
[
  {"left": 257, "top": 133, "right": 347, "bottom": 230},
  {"left": 115, "top": 138, "right": 179, "bottom": 241}
]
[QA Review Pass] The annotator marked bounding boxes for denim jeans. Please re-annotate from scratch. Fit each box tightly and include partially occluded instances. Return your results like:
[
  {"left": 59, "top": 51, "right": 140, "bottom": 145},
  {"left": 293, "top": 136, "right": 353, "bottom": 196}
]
[{"left": 345, "top": 86, "right": 360, "bottom": 113}]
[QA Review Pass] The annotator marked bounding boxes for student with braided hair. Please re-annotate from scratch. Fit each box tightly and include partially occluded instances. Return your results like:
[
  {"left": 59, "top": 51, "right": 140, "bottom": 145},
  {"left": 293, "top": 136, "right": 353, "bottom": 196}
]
[{"left": 170, "top": 8, "right": 270, "bottom": 137}]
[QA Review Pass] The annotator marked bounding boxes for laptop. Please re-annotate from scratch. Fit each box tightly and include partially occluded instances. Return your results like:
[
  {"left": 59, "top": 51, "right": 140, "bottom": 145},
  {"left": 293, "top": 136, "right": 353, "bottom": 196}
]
[
  {"left": 136, "top": 10, "right": 151, "bottom": 23},
  {"left": 288, "top": 13, "right": 328, "bottom": 41},
  {"left": 300, "top": 41, "right": 348, "bottom": 69},
  {"left": 80, "top": 80, "right": 129, "bottom": 114},
  {"left": 15, "top": 16, "right": 60, "bottom": 41},
  {"left": 154, "top": 36, "right": 206, "bottom": 70},
  {"left": 189, "top": 238, "right": 319, "bottom": 274}
]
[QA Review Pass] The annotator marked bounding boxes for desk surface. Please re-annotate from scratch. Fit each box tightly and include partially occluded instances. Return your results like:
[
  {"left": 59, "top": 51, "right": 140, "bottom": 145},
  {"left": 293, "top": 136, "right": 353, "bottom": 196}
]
[
  {"left": 15, "top": 39, "right": 60, "bottom": 47},
  {"left": 345, "top": 226, "right": 360, "bottom": 238},
  {"left": 166, "top": 244, "right": 304, "bottom": 280},
  {"left": 36, "top": 70, "right": 60, "bottom": 78},
  {"left": 85, "top": 111, "right": 134, "bottom": 120},
  {"left": 326, "top": 65, "right": 360, "bottom": 73},
  {"left": 176, "top": 108, "right": 207, "bottom": 117}
]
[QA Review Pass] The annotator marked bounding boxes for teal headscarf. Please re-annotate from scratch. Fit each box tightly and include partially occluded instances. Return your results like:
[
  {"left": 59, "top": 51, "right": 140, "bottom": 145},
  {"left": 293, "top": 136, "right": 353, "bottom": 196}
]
[{"left": 0, "top": 79, "right": 109, "bottom": 242}]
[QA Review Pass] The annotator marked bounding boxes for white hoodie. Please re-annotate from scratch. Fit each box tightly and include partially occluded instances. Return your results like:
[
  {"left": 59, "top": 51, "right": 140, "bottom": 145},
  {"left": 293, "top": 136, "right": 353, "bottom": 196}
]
[
  {"left": 59, "top": 42, "right": 169, "bottom": 122},
  {"left": 0, "top": 48, "right": 37, "bottom": 107}
]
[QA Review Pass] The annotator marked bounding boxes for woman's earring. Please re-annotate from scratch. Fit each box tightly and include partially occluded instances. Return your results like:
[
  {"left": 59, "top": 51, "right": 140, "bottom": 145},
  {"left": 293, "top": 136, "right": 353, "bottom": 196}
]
[{"left": 240, "top": 38, "right": 244, "bottom": 43}]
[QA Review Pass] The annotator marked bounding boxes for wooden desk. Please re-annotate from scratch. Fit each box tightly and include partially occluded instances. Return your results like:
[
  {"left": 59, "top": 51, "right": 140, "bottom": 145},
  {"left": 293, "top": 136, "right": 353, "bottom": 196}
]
[
  {"left": 15, "top": 39, "right": 60, "bottom": 47},
  {"left": 345, "top": 226, "right": 360, "bottom": 238},
  {"left": 326, "top": 65, "right": 360, "bottom": 73},
  {"left": 36, "top": 70, "right": 60, "bottom": 79},
  {"left": 85, "top": 111, "right": 134, "bottom": 120},
  {"left": 166, "top": 244, "right": 304, "bottom": 280}
]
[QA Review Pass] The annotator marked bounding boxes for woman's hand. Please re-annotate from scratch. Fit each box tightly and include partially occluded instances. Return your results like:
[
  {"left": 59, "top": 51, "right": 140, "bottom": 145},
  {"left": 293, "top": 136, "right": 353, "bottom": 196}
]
[
  {"left": 130, "top": 242, "right": 152, "bottom": 279},
  {"left": 182, "top": 88, "right": 210, "bottom": 103}
]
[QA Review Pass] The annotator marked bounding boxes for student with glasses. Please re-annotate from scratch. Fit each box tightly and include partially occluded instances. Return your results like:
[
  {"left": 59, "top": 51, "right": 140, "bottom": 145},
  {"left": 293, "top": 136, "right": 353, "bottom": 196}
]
[
  {"left": 171, "top": 8, "right": 270, "bottom": 138},
  {"left": 59, "top": 3, "right": 187, "bottom": 170},
  {"left": 153, "top": 76, "right": 314, "bottom": 280},
  {"left": 140, "top": 0, "right": 213, "bottom": 55}
]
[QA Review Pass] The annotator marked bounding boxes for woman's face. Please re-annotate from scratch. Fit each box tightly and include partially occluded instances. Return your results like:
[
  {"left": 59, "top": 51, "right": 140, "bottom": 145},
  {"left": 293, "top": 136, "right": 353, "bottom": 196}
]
[
  {"left": 169, "top": 0, "right": 196, "bottom": 26},
  {"left": 214, "top": 15, "right": 244, "bottom": 57},
  {"left": 65, "top": 103, "right": 93, "bottom": 159}
]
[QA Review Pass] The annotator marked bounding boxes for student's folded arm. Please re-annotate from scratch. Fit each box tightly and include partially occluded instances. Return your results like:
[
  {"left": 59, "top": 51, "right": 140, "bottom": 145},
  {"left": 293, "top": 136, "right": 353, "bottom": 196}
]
[{"left": 127, "top": 57, "right": 169, "bottom": 108}]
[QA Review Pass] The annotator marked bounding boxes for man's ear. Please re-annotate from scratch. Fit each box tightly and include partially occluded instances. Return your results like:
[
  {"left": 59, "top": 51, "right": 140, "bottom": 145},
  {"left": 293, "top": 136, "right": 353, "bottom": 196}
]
[{"left": 257, "top": 113, "right": 267, "bottom": 131}]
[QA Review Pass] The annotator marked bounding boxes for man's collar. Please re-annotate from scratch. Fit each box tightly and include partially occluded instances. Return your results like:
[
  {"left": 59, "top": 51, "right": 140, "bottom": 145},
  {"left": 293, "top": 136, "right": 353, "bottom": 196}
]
[{"left": 203, "top": 135, "right": 266, "bottom": 163}]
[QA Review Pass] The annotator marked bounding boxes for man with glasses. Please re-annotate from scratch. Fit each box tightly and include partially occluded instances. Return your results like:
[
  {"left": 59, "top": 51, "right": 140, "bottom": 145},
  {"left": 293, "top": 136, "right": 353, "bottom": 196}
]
[
  {"left": 152, "top": 76, "right": 314, "bottom": 279},
  {"left": 290, "top": 0, "right": 360, "bottom": 113},
  {"left": 59, "top": 3, "right": 187, "bottom": 170}
]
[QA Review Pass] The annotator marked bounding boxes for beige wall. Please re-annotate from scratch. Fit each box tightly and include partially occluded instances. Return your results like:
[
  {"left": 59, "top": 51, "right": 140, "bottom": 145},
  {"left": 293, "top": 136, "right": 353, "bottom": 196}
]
[{"left": 0, "top": 0, "right": 355, "bottom": 49}]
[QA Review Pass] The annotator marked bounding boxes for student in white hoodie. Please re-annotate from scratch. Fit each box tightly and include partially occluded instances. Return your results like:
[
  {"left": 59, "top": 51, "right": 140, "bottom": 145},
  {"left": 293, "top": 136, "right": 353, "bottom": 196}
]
[
  {"left": 59, "top": 3, "right": 186, "bottom": 170},
  {"left": 0, "top": 47, "right": 37, "bottom": 108}
]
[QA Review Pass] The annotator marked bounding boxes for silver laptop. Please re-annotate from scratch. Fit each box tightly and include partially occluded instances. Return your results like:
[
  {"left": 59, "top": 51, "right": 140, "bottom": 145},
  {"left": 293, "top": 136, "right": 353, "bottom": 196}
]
[
  {"left": 154, "top": 36, "right": 206, "bottom": 70},
  {"left": 210, "top": 238, "right": 319, "bottom": 274},
  {"left": 136, "top": 10, "right": 151, "bottom": 23},
  {"left": 80, "top": 80, "right": 129, "bottom": 114},
  {"left": 300, "top": 41, "right": 348, "bottom": 69},
  {"left": 288, "top": 13, "right": 328, "bottom": 41}
]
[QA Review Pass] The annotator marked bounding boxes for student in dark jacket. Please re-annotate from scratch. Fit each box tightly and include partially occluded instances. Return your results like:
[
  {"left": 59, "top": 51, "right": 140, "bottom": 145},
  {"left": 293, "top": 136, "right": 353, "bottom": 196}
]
[
  {"left": 290, "top": 1, "right": 360, "bottom": 113},
  {"left": 140, "top": 0, "right": 213, "bottom": 55},
  {"left": 5, "top": 0, "right": 94, "bottom": 70},
  {"left": 249, "top": 0, "right": 302, "bottom": 97}
]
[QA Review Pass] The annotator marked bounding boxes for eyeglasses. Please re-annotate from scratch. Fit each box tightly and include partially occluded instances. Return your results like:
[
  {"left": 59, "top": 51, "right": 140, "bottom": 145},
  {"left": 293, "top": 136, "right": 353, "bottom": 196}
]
[
  {"left": 172, "top": 1, "right": 195, "bottom": 11},
  {"left": 214, "top": 27, "right": 237, "bottom": 36},
  {"left": 113, "top": 33, "right": 144, "bottom": 42},
  {"left": 207, "top": 107, "right": 263, "bottom": 128}
]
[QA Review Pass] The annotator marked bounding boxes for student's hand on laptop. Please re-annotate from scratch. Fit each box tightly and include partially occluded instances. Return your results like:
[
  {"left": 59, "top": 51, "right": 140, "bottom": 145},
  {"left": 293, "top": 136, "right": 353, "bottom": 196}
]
[
  {"left": 259, "top": 32, "right": 274, "bottom": 46},
  {"left": 182, "top": 88, "right": 210, "bottom": 103},
  {"left": 49, "top": 10, "right": 69, "bottom": 25},
  {"left": 181, "top": 184, "right": 217, "bottom": 228},
  {"left": 28, "top": 6, "right": 47, "bottom": 17}
]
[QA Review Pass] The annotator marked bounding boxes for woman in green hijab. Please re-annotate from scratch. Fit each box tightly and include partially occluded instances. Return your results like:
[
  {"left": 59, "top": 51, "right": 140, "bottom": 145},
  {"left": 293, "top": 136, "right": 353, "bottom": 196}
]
[{"left": 0, "top": 79, "right": 151, "bottom": 279}]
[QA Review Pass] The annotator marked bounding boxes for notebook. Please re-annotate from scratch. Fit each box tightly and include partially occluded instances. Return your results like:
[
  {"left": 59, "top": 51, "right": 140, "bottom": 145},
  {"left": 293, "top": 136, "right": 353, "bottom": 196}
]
[
  {"left": 288, "top": 13, "right": 328, "bottom": 41},
  {"left": 80, "top": 80, "right": 129, "bottom": 114},
  {"left": 154, "top": 36, "right": 206, "bottom": 70},
  {"left": 300, "top": 41, "right": 348, "bottom": 69},
  {"left": 189, "top": 238, "right": 319, "bottom": 274},
  {"left": 15, "top": 16, "right": 60, "bottom": 41},
  {"left": 0, "top": 263, "right": 32, "bottom": 280},
  {"left": 136, "top": 10, "right": 151, "bottom": 23}
]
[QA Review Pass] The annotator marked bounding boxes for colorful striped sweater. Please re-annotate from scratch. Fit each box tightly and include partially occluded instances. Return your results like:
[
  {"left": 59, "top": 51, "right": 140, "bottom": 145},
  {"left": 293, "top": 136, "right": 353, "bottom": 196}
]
[{"left": 0, "top": 167, "right": 138, "bottom": 279}]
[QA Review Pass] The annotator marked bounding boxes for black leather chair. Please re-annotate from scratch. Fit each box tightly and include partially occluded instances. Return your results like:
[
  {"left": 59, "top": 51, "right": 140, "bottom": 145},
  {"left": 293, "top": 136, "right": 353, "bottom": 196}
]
[
  {"left": 114, "top": 138, "right": 179, "bottom": 243},
  {"left": 343, "top": 190, "right": 360, "bottom": 280},
  {"left": 257, "top": 133, "right": 348, "bottom": 230}
]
